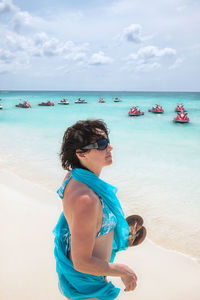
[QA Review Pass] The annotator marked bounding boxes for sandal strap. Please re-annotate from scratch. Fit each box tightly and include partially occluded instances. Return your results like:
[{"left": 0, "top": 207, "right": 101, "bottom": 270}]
[{"left": 128, "top": 232, "right": 137, "bottom": 242}]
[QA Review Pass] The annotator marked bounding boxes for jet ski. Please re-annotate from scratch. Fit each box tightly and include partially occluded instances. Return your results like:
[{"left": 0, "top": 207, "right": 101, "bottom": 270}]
[
  {"left": 114, "top": 97, "right": 122, "bottom": 102},
  {"left": 175, "top": 103, "right": 186, "bottom": 112},
  {"left": 173, "top": 112, "right": 189, "bottom": 123},
  {"left": 58, "top": 99, "right": 69, "bottom": 105},
  {"left": 38, "top": 101, "right": 54, "bottom": 106},
  {"left": 99, "top": 98, "right": 105, "bottom": 103},
  {"left": 128, "top": 106, "right": 144, "bottom": 116},
  {"left": 148, "top": 104, "right": 164, "bottom": 113},
  {"left": 16, "top": 101, "right": 31, "bottom": 108},
  {"left": 75, "top": 98, "right": 87, "bottom": 103}
]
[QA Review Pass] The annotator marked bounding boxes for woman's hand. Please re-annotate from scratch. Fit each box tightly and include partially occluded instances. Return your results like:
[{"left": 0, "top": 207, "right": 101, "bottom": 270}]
[
  {"left": 121, "top": 273, "right": 137, "bottom": 292},
  {"left": 120, "top": 265, "right": 137, "bottom": 292}
]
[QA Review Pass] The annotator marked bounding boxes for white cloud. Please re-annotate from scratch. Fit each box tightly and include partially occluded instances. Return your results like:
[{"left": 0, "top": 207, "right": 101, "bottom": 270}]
[
  {"left": 2, "top": 31, "right": 33, "bottom": 53},
  {"left": 126, "top": 45, "right": 177, "bottom": 72},
  {"left": 0, "top": 0, "right": 199, "bottom": 90},
  {"left": 0, "top": 0, "right": 46, "bottom": 32},
  {"left": 135, "top": 62, "right": 161, "bottom": 72},
  {"left": 89, "top": 51, "right": 113, "bottom": 65},
  {"left": 1, "top": 29, "right": 89, "bottom": 59},
  {"left": 128, "top": 46, "right": 176, "bottom": 62},
  {"left": 32, "top": 33, "right": 61, "bottom": 57},
  {"left": 0, "top": 0, "right": 17, "bottom": 14},
  {"left": 0, "top": 30, "right": 30, "bottom": 74},
  {"left": 34, "top": 32, "right": 49, "bottom": 46},
  {"left": 0, "top": 25, "right": 90, "bottom": 76},
  {"left": 65, "top": 52, "right": 86, "bottom": 62},
  {"left": 65, "top": 42, "right": 89, "bottom": 53},
  {"left": 169, "top": 57, "right": 184, "bottom": 69},
  {"left": 0, "top": 48, "right": 15, "bottom": 63},
  {"left": 123, "top": 24, "right": 142, "bottom": 43},
  {"left": 12, "top": 11, "right": 32, "bottom": 31},
  {"left": 32, "top": 36, "right": 90, "bottom": 59},
  {"left": 107, "top": 0, "right": 136, "bottom": 15},
  {"left": 32, "top": 35, "right": 89, "bottom": 60},
  {"left": 0, "top": 53, "right": 30, "bottom": 74}
]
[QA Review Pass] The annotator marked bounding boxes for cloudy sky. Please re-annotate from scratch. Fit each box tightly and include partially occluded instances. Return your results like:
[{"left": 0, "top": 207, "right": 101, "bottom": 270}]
[{"left": 0, "top": 0, "right": 200, "bottom": 91}]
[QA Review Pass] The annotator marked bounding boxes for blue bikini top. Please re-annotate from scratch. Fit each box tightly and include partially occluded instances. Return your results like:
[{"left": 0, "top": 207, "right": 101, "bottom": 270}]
[
  {"left": 57, "top": 176, "right": 117, "bottom": 238},
  {"left": 96, "top": 198, "right": 117, "bottom": 237}
]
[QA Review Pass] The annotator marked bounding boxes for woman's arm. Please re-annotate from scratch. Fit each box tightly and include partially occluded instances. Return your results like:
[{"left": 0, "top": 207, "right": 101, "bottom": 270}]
[{"left": 68, "top": 192, "right": 136, "bottom": 281}]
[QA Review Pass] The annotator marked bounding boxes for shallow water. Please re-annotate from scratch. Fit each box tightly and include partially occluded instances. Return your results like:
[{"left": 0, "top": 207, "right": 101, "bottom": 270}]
[{"left": 0, "top": 90, "right": 200, "bottom": 260}]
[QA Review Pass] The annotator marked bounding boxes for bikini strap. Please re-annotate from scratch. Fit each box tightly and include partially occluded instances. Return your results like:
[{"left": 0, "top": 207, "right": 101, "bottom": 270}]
[{"left": 57, "top": 176, "right": 72, "bottom": 199}]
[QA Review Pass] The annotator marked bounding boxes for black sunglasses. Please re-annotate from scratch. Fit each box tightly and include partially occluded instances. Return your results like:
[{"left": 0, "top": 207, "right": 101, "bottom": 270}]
[{"left": 82, "top": 138, "right": 110, "bottom": 150}]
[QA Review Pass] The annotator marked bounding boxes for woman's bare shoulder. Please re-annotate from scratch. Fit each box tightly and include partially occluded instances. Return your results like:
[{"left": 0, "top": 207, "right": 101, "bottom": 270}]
[{"left": 63, "top": 178, "right": 100, "bottom": 211}]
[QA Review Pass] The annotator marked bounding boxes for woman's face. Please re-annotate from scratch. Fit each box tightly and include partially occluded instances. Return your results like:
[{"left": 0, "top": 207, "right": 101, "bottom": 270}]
[
  {"left": 76, "top": 129, "right": 113, "bottom": 171},
  {"left": 86, "top": 140, "right": 113, "bottom": 168},
  {"left": 86, "top": 129, "right": 113, "bottom": 168}
]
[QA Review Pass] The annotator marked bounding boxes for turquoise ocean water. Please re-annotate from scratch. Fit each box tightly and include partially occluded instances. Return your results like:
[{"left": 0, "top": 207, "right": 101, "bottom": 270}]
[{"left": 0, "top": 90, "right": 200, "bottom": 260}]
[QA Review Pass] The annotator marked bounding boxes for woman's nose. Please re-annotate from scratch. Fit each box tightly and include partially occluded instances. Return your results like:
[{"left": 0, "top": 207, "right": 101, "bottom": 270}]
[{"left": 107, "top": 143, "right": 113, "bottom": 151}]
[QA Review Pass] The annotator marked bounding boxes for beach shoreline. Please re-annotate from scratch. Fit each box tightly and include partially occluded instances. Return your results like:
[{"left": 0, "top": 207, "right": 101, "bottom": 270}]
[
  {"left": 1, "top": 166, "right": 200, "bottom": 300},
  {"left": 0, "top": 152, "right": 200, "bottom": 263}
]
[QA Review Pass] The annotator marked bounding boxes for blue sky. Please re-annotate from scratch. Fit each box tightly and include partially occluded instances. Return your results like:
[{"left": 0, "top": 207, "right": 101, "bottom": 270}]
[{"left": 0, "top": 0, "right": 200, "bottom": 91}]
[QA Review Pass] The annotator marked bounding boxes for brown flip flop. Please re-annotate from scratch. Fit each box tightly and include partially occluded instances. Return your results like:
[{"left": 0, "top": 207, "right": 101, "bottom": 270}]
[{"left": 126, "top": 215, "right": 147, "bottom": 247}]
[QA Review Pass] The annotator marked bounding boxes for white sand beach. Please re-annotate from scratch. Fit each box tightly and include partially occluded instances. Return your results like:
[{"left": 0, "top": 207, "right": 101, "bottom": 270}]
[{"left": 0, "top": 168, "right": 200, "bottom": 300}]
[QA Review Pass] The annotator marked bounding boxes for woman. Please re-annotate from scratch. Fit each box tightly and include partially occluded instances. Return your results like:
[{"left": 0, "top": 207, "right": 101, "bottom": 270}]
[{"left": 53, "top": 120, "right": 146, "bottom": 300}]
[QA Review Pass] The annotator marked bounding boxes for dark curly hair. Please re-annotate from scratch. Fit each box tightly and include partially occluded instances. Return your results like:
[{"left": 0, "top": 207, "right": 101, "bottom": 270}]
[{"left": 60, "top": 119, "right": 109, "bottom": 170}]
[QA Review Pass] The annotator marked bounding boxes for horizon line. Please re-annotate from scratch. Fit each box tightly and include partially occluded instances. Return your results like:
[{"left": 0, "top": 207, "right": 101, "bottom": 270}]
[{"left": 0, "top": 89, "right": 200, "bottom": 93}]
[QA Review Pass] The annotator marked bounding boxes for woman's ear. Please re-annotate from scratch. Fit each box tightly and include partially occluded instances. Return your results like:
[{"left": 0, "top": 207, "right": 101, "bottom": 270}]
[{"left": 76, "top": 150, "right": 87, "bottom": 160}]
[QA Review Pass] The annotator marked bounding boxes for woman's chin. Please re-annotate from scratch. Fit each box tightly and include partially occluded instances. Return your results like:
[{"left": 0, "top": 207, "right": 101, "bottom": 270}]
[{"left": 105, "top": 159, "right": 112, "bottom": 166}]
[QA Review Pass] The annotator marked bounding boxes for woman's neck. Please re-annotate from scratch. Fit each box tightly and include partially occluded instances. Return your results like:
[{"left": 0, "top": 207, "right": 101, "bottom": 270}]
[{"left": 80, "top": 163, "right": 102, "bottom": 177}]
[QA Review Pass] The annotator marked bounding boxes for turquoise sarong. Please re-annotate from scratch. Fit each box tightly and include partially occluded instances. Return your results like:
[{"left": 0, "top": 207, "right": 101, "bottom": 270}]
[{"left": 53, "top": 168, "right": 129, "bottom": 300}]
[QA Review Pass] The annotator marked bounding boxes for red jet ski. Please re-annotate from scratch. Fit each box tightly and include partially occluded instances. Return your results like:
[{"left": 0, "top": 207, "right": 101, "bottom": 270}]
[
  {"left": 99, "top": 98, "right": 105, "bottom": 103},
  {"left": 175, "top": 103, "right": 185, "bottom": 112},
  {"left": 128, "top": 106, "right": 144, "bottom": 116},
  {"left": 173, "top": 112, "right": 189, "bottom": 123},
  {"left": 148, "top": 104, "right": 164, "bottom": 113},
  {"left": 16, "top": 101, "right": 31, "bottom": 108},
  {"left": 38, "top": 100, "right": 54, "bottom": 106}
]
